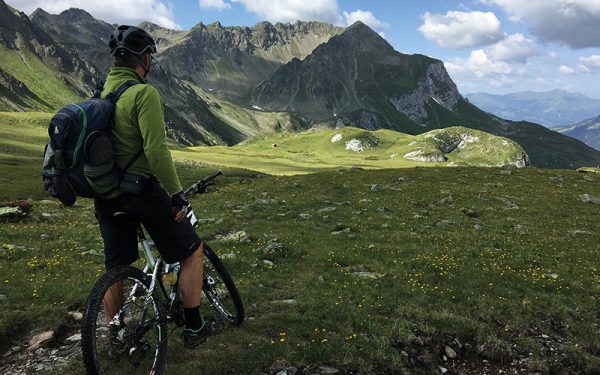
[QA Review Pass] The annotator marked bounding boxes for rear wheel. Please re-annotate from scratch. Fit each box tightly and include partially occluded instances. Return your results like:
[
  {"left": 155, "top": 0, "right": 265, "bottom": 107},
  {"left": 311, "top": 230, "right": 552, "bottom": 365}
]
[
  {"left": 82, "top": 266, "right": 167, "bottom": 375},
  {"left": 203, "top": 244, "right": 244, "bottom": 326}
]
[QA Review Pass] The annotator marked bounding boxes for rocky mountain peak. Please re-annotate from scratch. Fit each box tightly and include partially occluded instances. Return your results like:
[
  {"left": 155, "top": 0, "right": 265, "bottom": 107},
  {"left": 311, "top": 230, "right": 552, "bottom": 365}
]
[{"left": 58, "top": 8, "right": 95, "bottom": 22}]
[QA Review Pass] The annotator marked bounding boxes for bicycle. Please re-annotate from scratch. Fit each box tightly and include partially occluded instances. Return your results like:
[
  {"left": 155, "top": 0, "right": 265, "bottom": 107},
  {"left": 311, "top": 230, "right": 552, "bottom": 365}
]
[{"left": 81, "top": 171, "right": 244, "bottom": 375}]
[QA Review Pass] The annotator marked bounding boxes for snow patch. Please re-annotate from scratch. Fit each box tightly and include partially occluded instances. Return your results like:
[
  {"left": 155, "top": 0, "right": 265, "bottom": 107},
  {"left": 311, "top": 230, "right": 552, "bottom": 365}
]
[
  {"left": 252, "top": 105, "right": 263, "bottom": 111},
  {"left": 331, "top": 133, "right": 343, "bottom": 143}
]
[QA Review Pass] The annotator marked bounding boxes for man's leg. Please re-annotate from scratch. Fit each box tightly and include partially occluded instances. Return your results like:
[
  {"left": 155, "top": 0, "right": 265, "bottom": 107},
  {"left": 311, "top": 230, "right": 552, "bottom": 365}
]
[
  {"left": 103, "top": 281, "right": 124, "bottom": 323},
  {"left": 179, "top": 242, "right": 204, "bottom": 326}
]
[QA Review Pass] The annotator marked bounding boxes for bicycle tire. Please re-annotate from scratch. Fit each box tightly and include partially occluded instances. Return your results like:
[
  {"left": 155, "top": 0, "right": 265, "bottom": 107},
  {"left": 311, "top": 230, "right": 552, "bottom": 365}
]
[
  {"left": 81, "top": 266, "right": 168, "bottom": 375},
  {"left": 203, "top": 244, "right": 245, "bottom": 326}
]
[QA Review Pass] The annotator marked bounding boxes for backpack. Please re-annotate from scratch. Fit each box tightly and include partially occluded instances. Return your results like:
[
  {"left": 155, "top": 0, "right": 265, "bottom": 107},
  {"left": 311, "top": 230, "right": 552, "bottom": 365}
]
[{"left": 41, "top": 80, "right": 143, "bottom": 206}]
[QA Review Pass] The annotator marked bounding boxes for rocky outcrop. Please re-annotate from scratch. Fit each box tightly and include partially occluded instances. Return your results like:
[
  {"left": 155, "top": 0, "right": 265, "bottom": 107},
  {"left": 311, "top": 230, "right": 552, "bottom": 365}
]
[{"left": 389, "top": 62, "right": 462, "bottom": 124}]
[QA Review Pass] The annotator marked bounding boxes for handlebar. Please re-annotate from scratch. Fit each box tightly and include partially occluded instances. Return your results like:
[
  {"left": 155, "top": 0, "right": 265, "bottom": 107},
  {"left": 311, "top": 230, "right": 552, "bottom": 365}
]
[{"left": 184, "top": 170, "right": 223, "bottom": 197}]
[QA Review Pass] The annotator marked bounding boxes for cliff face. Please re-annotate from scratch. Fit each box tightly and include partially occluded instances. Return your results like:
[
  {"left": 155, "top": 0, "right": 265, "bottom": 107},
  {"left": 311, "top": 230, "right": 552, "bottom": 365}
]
[{"left": 252, "top": 22, "right": 463, "bottom": 133}]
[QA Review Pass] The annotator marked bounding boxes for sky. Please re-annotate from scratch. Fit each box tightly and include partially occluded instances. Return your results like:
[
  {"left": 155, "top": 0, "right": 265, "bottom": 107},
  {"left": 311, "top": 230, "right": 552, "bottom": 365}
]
[{"left": 7, "top": 0, "right": 600, "bottom": 98}]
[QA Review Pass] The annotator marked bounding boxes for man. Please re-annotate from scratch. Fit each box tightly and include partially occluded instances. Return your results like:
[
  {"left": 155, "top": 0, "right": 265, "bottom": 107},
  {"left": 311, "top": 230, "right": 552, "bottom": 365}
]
[{"left": 95, "top": 25, "right": 221, "bottom": 349}]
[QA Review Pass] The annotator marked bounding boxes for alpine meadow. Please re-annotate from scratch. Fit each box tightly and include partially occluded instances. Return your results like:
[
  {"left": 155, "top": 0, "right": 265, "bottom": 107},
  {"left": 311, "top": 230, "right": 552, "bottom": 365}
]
[{"left": 0, "top": 1, "right": 599, "bottom": 375}]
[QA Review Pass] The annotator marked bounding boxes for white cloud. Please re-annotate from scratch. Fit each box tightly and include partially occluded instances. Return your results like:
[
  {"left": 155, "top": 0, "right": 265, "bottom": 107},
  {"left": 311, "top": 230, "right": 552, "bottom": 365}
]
[
  {"left": 579, "top": 55, "right": 600, "bottom": 72},
  {"left": 446, "top": 49, "right": 513, "bottom": 78},
  {"left": 560, "top": 65, "right": 575, "bottom": 74},
  {"left": 199, "top": 0, "right": 231, "bottom": 11},
  {"left": 419, "top": 11, "right": 503, "bottom": 50},
  {"left": 486, "top": 33, "right": 540, "bottom": 63},
  {"left": 342, "top": 9, "right": 388, "bottom": 29},
  {"left": 231, "top": 0, "right": 339, "bottom": 23},
  {"left": 6, "top": 0, "right": 180, "bottom": 29},
  {"left": 486, "top": 0, "right": 600, "bottom": 48}
]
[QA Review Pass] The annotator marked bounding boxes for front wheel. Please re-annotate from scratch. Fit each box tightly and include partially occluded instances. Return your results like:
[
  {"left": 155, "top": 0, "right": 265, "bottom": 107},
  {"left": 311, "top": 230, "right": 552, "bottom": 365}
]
[
  {"left": 203, "top": 244, "right": 245, "bottom": 326},
  {"left": 81, "top": 266, "right": 167, "bottom": 375}
]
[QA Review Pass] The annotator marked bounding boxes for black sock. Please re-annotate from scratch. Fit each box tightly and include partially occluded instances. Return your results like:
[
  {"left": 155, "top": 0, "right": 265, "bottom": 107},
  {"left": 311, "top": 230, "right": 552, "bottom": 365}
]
[{"left": 184, "top": 306, "right": 204, "bottom": 331}]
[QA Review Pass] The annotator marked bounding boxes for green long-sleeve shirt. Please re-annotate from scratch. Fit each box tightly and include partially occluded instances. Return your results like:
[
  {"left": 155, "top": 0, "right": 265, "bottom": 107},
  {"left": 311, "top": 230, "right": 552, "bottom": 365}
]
[{"left": 101, "top": 67, "right": 182, "bottom": 196}]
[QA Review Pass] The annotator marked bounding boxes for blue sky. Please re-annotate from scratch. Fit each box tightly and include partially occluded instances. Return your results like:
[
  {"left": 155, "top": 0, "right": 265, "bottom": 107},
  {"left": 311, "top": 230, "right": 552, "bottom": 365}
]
[{"left": 7, "top": 0, "right": 600, "bottom": 98}]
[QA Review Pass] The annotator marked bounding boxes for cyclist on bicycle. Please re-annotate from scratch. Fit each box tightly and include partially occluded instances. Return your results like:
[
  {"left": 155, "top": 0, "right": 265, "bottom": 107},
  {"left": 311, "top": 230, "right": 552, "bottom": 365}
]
[{"left": 94, "top": 25, "right": 221, "bottom": 349}]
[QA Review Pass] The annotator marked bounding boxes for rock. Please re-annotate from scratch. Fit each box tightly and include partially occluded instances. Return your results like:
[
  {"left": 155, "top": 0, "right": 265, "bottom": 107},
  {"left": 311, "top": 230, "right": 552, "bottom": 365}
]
[
  {"left": 543, "top": 273, "right": 559, "bottom": 280},
  {"left": 220, "top": 253, "right": 236, "bottom": 260},
  {"left": 66, "top": 334, "right": 81, "bottom": 342},
  {"left": 583, "top": 175, "right": 596, "bottom": 182},
  {"left": 579, "top": 194, "right": 600, "bottom": 204},
  {"left": 273, "top": 299, "right": 297, "bottom": 305},
  {"left": 500, "top": 170, "right": 512, "bottom": 175},
  {"left": 331, "top": 227, "right": 351, "bottom": 235},
  {"left": 404, "top": 150, "right": 446, "bottom": 163},
  {"left": 440, "top": 367, "right": 448, "bottom": 374},
  {"left": 0, "top": 294, "right": 6, "bottom": 301},
  {"left": 460, "top": 207, "right": 481, "bottom": 218},
  {"left": 318, "top": 207, "right": 337, "bottom": 213},
  {"left": 437, "top": 196, "right": 454, "bottom": 205},
  {"left": 435, "top": 220, "right": 455, "bottom": 227},
  {"left": 318, "top": 366, "right": 340, "bottom": 374},
  {"left": 28, "top": 331, "right": 54, "bottom": 351},
  {"left": 67, "top": 311, "right": 83, "bottom": 321},
  {"left": 40, "top": 233, "right": 54, "bottom": 240},
  {"left": 569, "top": 229, "right": 593, "bottom": 236},
  {"left": 445, "top": 345, "right": 457, "bottom": 359},
  {"left": 263, "top": 260, "right": 275, "bottom": 266},
  {"left": 515, "top": 224, "right": 528, "bottom": 232},
  {"left": 353, "top": 271, "right": 385, "bottom": 279},
  {"left": 370, "top": 184, "right": 386, "bottom": 192},
  {"left": 299, "top": 213, "right": 312, "bottom": 219},
  {"left": 0, "top": 206, "right": 24, "bottom": 221},
  {"left": 258, "top": 240, "right": 287, "bottom": 254},
  {"left": 215, "top": 231, "right": 250, "bottom": 243}
]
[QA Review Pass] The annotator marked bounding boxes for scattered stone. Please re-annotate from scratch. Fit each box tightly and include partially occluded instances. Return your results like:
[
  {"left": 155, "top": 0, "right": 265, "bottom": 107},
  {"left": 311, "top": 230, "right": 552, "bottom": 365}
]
[
  {"left": 220, "top": 253, "right": 236, "bottom": 260},
  {"left": 543, "top": 273, "right": 559, "bottom": 280},
  {"left": 318, "top": 207, "right": 337, "bottom": 213},
  {"left": 39, "top": 200, "right": 59, "bottom": 205},
  {"left": 353, "top": 271, "right": 385, "bottom": 279},
  {"left": 445, "top": 346, "right": 457, "bottom": 359},
  {"left": 0, "top": 206, "right": 24, "bottom": 221},
  {"left": 358, "top": 199, "right": 373, "bottom": 204},
  {"left": 215, "top": 231, "right": 250, "bottom": 243},
  {"left": 263, "top": 260, "right": 275, "bottom": 267},
  {"left": 440, "top": 367, "right": 448, "bottom": 374},
  {"left": 67, "top": 311, "right": 83, "bottom": 321},
  {"left": 515, "top": 224, "right": 528, "bottom": 232},
  {"left": 66, "top": 334, "right": 81, "bottom": 343},
  {"left": 331, "top": 227, "right": 351, "bottom": 235},
  {"left": 579, "top": 194, "right": 600, "bottom": 204},
  {"left": 28, "top": 331, "right": 54, "bottom": 352},
  {"left": 258, "top": 240, "right": 287, "bottom": 254},
  {"left": 318, "top": 275, "right": 325, "bottom": 283},
  {"left": 377, "top": 206, "right": 389, "bottom": 212},
  {"left": 500, "top": 170, "right": 512, "bottom": 175},
  {"left": 318, "top": 366, "right": 340, "bottom": 374},
  {"left": 299, "top": 213, "right": 312, "bottom": 220},
  {"left": 569, "top": 229, "right": 593, "bottom": 236},
  {"left": 255, "top": 198, "right": 272, "bottom": 205},
  {"left": 460, "top": 207, "right": 481, "bottom": 218},
  {"left": 40, "top": 233, "right": 54, "bottom": 240},
  {"left": 435, "top": 220, "right": 455, "bottom": 227},
  {"left": 0, "top": 294, "right": 6, "bottom": 301},
  {"left": 370, "top": 184, "right": 386, "bottom": 192},
  {"left": 437, "top": 196, "right": 454, "bottom": 205},
  {"left": 583, "top": 175, "right": 596, "bottom": 182}
]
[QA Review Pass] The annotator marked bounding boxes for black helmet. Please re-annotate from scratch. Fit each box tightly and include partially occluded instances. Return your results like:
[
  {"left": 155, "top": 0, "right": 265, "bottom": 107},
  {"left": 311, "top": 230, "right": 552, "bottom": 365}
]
[{"left": 109, "top": 25, "right": 157, "bottom": 56}]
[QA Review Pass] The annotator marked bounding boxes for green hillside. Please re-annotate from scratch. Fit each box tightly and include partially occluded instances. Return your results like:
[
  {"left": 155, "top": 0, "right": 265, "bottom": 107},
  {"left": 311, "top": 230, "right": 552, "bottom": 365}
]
[
  {"left": 174, "top": 126, "right": 529, "bottom": 175},
  {"left": 0, "top": 46, "right": 81, "bottom": 111}
]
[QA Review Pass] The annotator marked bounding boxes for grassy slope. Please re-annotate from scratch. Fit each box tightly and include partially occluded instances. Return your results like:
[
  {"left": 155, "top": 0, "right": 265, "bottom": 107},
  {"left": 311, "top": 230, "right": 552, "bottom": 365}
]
[
  {"left": 1, "top": 113, "right": 599, "bottom": 373},
  {"left": 0, "top": 45, "right": 82, "bottom": 111},
  {"left": 174, "top": 126, "right": 527, "bottom": 175}
]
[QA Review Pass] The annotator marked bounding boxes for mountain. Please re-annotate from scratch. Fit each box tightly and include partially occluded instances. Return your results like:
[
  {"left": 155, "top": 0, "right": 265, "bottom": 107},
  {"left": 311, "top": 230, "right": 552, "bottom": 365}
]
[
  {"left": 252, "top": 22, "right": 600, "bottom": 169},
  {"left": 465, "top": 90, "right": 600, "bottom": 128},
  {"left": 0, "top": 0, "right": 98, "bottom": 111},
  {"left": 158, "top": 20, "right": 343, "bottom": 101},
  {"left": 557, "top": 115, "right": 600, "bottom": 151},
  {"left": 29, "top": 7, "right": 249, "bottom": 145}
]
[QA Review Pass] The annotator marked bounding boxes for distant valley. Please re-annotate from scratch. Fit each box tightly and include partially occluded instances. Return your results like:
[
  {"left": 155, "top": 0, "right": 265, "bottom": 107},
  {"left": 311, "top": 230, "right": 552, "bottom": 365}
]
[
  {"left": 1, "top": 0, "right": 600, "bottom": 169},
  {"left": 466, "top": 90, "right": 600, "bottom": 128}
]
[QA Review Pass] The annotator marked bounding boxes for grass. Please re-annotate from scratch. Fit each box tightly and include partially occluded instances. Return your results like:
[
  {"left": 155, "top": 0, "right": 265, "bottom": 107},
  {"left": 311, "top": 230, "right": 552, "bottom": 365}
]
[
  {"left": 174, "top": 126, "right": 528, "bottom": 175},
  {"left": 1, "top": 112, "right": 599, "bottom": 374},
  {"left": 0, "top": 45, "right": 82, "bottom": 111}
]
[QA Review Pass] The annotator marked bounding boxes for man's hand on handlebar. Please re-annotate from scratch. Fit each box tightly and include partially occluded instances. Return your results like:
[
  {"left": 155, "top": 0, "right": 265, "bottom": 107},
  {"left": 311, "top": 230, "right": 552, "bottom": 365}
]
[{"left": 171, "top": 191, "right": 189, "bottom": 223}]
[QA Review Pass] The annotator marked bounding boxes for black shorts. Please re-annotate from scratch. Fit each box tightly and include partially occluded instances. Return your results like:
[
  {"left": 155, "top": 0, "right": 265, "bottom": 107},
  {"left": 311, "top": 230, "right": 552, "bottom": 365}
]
[{"left": 94, "top": 179, "right": 202, "bottom": 270}]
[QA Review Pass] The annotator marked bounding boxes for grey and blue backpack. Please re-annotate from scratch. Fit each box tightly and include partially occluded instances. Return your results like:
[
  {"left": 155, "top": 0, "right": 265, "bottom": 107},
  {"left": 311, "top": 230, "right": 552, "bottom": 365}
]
[{"left": 42, "top": 80, "right": 142, "bottom": 206}]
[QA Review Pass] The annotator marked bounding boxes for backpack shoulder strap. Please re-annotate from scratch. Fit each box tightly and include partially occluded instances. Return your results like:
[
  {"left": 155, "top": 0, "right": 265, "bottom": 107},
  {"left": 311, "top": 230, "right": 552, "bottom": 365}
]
[{"left": 106, "top": 80, "right": 140, "bottom": 104}]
